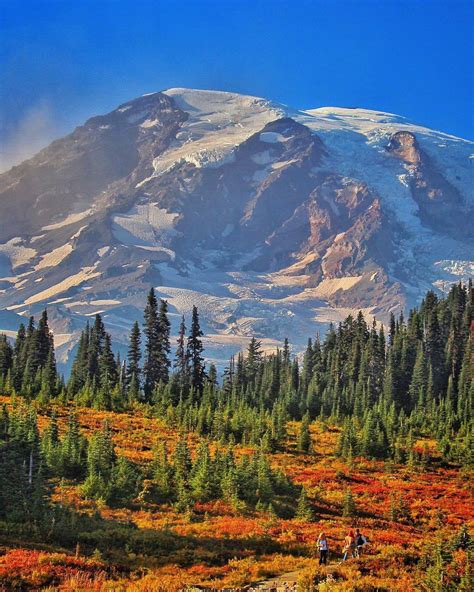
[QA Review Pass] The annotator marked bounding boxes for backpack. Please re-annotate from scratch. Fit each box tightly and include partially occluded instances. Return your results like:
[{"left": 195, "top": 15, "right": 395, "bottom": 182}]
[{"left": 357, "top": 534, "right": 364, "bottom": 546}]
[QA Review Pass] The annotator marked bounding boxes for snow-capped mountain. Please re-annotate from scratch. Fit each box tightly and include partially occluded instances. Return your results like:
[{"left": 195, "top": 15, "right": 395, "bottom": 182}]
[{"left": 0, "top": 88, "right": 472, "bottom": 368}]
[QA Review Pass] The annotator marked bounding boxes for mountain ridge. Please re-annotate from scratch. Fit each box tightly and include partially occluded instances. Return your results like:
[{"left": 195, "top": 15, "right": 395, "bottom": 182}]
[{"left": 0, "top": 87, "right": 472, "bottom": 370}]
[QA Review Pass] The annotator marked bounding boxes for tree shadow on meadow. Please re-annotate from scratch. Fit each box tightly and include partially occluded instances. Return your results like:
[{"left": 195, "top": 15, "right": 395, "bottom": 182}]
[{"left": 1, "top": 502, "right": 285, "bottom": 572}]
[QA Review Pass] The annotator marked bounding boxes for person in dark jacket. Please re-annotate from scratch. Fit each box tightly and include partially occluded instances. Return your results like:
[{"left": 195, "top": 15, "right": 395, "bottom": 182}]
[{"left": 355, "top": 528, "right": 368, "bottom": 557}]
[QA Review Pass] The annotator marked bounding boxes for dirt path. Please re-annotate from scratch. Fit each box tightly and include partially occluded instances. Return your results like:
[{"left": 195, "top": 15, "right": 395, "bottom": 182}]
[
  {"left": 244, "top": 565, "right": 337, "bottom": 591},
  {"left": 244, "top": 570, "right": 300, "bottom": 591},
  {"left": 189, "top": 566, "right": 335, "bottom": 591}
]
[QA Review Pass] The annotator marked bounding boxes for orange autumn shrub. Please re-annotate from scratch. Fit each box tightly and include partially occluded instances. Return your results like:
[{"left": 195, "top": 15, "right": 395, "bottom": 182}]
[{"left": 0, "top": 549, "right": 109, "bottom": 590}]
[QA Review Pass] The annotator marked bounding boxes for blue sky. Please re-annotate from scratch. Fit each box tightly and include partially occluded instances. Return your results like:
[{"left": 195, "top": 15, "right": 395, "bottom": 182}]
[{"left": 0, "top": 0, "right": 472, "bottom": 168}]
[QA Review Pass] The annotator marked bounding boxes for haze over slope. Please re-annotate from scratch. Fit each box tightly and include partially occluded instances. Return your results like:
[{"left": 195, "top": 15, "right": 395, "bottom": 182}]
[{"left": 0, "top": 88, "right": 472, "bottom": 368}]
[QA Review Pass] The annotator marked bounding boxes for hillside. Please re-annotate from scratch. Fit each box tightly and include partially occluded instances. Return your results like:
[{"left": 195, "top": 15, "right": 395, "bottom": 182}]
[
  {"left": 0, "top": 398, "right": 472, "bottom": 591},
  {"left": 0, "top": 283, "right": 472, "bottom": 591}
]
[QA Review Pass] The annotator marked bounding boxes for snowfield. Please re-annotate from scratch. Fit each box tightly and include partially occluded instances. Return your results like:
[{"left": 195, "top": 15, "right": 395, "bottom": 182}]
[
  {"left": 24, "top": 266, "right": 101, "bottom": 305},
  {"left": 153, "top": 260, "right": 370, "bottom": 363},
  {"left": 143, "top": 88, "right": 286, "bottom": 178},
  {"left": 0, "top": 238, "right": 36, "bottom": 270},
  {"left": 112, "top": 203, "right": 180, "bottom": 249},
  {"left": 34, "top": 244, "right": 73, "bottom": 270}
]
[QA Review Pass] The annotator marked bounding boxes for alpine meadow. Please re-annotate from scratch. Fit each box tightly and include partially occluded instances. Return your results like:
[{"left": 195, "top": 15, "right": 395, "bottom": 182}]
[{"left": 0, "top": 283, "right": 472, "bottom": 590}]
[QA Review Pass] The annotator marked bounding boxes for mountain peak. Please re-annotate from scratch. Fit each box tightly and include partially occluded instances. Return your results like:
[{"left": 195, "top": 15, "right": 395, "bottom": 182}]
[{"left": 0, "top": 88, "right": 472, "bottom": 370}]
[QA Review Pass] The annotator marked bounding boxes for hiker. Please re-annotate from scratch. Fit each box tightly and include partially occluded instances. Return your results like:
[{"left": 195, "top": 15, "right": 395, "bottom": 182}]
[
  {"left": 317, "top": 532, "right": 329, "bottom": 565},
  {"left": 355, "top": 528, "right": 368, "bottom": 557},
  {"left": 342, "top": 530, "right": 356, "bottom": 561},
  {"left": 460, "top": 529, "right": 469, "bottom": 549}
]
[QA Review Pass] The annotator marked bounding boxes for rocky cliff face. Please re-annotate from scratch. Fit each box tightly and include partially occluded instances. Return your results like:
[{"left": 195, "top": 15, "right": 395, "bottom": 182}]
[
  {"left": 0, "top": 89, "right": 472, "bottom": 367},
  {"left": 386, "top": 130, "right": 467, "bottom": 236}
]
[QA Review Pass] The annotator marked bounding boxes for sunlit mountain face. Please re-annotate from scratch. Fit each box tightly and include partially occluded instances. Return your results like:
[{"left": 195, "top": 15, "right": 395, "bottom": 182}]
[{"left": 0, "top": 88, "right": 472, "bottom": 369}]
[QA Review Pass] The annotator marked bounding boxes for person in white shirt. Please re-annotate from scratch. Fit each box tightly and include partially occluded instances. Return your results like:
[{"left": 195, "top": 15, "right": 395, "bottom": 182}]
[{"left": 317, "top": 532, "right": 329, "bottom": 565}]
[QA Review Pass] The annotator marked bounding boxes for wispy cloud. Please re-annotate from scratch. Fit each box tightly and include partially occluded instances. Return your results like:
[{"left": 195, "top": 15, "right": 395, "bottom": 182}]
[{"left": 0, "top": 101, "right": 60, "bottom": 173}]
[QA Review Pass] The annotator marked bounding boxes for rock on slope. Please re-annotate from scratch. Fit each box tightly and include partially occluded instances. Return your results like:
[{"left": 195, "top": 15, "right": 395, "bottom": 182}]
[{"left": 0, "top": 88, "right": 472, "bottom": 368}]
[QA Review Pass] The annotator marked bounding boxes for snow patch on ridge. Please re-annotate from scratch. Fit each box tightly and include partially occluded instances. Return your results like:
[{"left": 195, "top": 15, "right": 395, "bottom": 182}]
[
  {"left": 141, "top": 88, "right": 285, "bottom": 178},
  {"left": 34, "top": 243, "right": 73, "bottom": 270},
  {"left": 0, "top": 238, "right": 36, "bottom": 270},
  {"left": 432, "top": 260, "right": 474, "bottom": 293},
  {"left": 260, "top": 131, "right": 289, "bottom": 143},
  {"left": 97, "top": 246, "right": 110, "bottom": 257},
  {"left": 112, "top": 202, "right": 179, "bottom": 250},
  {"left": 434, "top": 259, "right": 474, "bottom": 277},
  {"left": 140, "top": 118, "right": 161, "bottom": 128},
  {"left": 24, "top": 266, "right": 101, "bottom": 305},
  {"left": 305, "top": 276, "right": 363, "bottom": 298},
  {"left": 41, "top": 209, "right": 92, "bottom": 231}
]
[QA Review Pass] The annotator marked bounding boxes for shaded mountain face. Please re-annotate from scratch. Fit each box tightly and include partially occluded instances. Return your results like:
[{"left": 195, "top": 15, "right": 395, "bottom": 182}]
[{"left": 0, "top": 88, "right": 472, "bottom": 368}]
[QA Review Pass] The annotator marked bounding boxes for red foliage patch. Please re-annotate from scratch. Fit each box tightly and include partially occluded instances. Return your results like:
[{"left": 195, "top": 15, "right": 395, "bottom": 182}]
[{"left": 0, "top": 549, "right": 109, "bottom": 590}]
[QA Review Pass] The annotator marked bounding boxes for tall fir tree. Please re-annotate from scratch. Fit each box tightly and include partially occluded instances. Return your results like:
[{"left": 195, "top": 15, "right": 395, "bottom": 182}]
[
  {"left": 156, "top": 299, "right": 171, "bottom": 385},
  {"left": 174, "top": 316, "right": 189, "bottom": 392},
  {"left": 187, "top": 306, "right": 205, "bottom": 394},
  {"left": 298, "top": 412, "right": 312, "bottom": 453},
  {"left": 126, "top": 321, "right": 142, "bottom": 400},
  {"left": 143, "top": 288, "right": 160, "bottom": 401}
]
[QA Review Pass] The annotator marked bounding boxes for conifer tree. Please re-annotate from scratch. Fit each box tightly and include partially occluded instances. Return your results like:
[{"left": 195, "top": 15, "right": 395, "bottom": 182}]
[
  {"left": 343, "top": 487, "right": 356, "bottom": 517},
  {"left": 0, "top": 334, "right": 12, "bottom": 379},
  {"left": 152, "top": 441, "right": 173, "bottom": 500},
  {"left": 88, "top": 314, "right": 106, "bottom": 382},
  {"left": 18, "top": 311, "right": 57, "bottom": 396},
  {"left": 190, "top": 441, "right": 214, "bottom": 501},
  {"left": 0, "top": 405, "right": 9, "bottom": 440},
  {"left": 361, "top": 411, "right": 379, "bottom": 458},
  {"left": 35, "top": 310, "right": 53, "bottom": 367},
  {"left": 245, "top": 337, "right": 262, "bottom": 389},
  {"left": 143, "top": 288, "right": 160, "bottom": 400},
  {"left": 96, "top": 333, "right": 117, "bottom": 409},
  {"left": 173, "top": 432, "right": 192, "bottom": 487},
  {"left": 222, "top": 357, "right": 234, "bottom": 396},
  {"left": 425, "top": 309, "right": 445, "bottom": 394},
  {"left": 87, "top": 420, "right": 116, "bottom": 479},
  {"left": 126, "top": 321, "right": 142, "bottom": 397},
  {"left": 12, "top": 323, "right": 26, "bottom": 392},
  {"left": 174, "top": 315, "right": 189, "bottom": 392},
  {"left": 41, "top": 411, "right": 60, "bottom": 471},
  {"left": 421, "top": 543, "right": 447, "bottom": 592},
  {"left": 109, "top": 456, "right": 142, "bottom": 506},
  {"left": 296, "top": 486, "right": 314, "bottom": 521},
  {"left": 255, "top": 450, "right": 274, "bottom": 502},
  {"left": 38, "top": 348, "right": 57, "bottom": 402},
  {"left": 409, "top": 343, "right": 428, "bottom": 410},
  {"left": 83, "top": 420, "right": 116, "bottom": 500},
  {"left": 187, "top": 306, "right": 205, "bottom": 394},
  {"left": 61, "top": 412, "right": 86, "bottom": 478},
  {"left": 298, "top": 412, "right": 312, "bottom": 453},
  {"left": 156, "top": 299, "right": 171, "bottom": 385},
  {"left": 302, "top": 338, "right": 314, "bottom": 393},
  {"left": 68, "top": 324, "right": 90, "bottom": 395}
]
